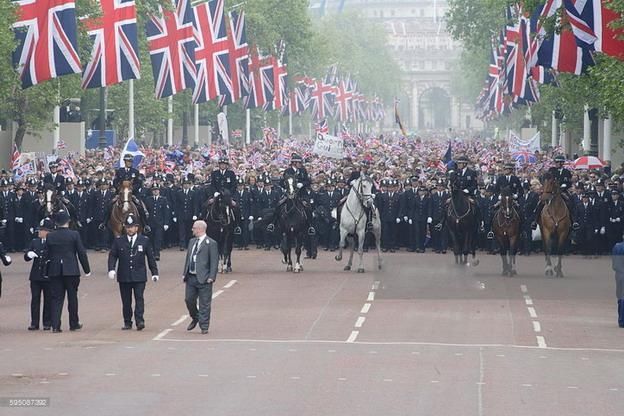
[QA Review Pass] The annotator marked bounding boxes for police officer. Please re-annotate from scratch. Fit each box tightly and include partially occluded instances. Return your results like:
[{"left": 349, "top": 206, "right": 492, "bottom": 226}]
[
  {"left": 304, "top": 182, "right": 320, "bottom": 259},
  {"left": 94, "top": 180, "right": 114, "bottom": 251},
  {"left": 176, "top": 178, "right": 199, "bottom": 250},
  {"left": 534, "top": 155, "right": 577, "bottom": 229},
  {"left": 144, "top": 184, "right": 170, "bottom": 261},
  {"left": 430, "top": 179, "right": 448, "bottom": 254},
  {"left": 494, "top": 162, "right": 523, "bottom": 198},
  {"left": 575, "top": 193, "right": 598, "bottom": 256},
  {"left": 210, "top": 156, "right": 237, "bottom": 195},
  {"left": 258, "top": 178, "right": 280, "bottom": 250},
  {"left": 11, "top": 184, "right": 29, "bottom": 251},
  {"left": 324, "top": 179, "right": 342, "bottom": 251},
  {"left": 378, "top": 179, "right": 401, "bottom": 252},
  {"left": 107, "top": 214, "right": 159, "bottom": 331},
  {"left": 518, "top": 180, "right": 539, "bottom": 254},
  {"left": 43, "top": 161, "right": 65, "bottom": 194},
  {"left": 607, "top": 189, "right": 624, "bottom": 249},
  {"left": 47, "top": 210, "right": 91, "bottom": 332},
  {"left": 455, "top": 155, "right": 478, "bottom": 197},
  {"left": 0, "top": 179, "right": 14, "bottom": 251},
  {"left": 412, "top": 185, "right": 432, "bottom": 253},
  {"left": 25, "top": 218, "right": 53, "bottom": 331},
  {"left": 232, "top": 178, "right": 252, "bottom": 250},
  {"left": 399, "top": 178, "right": 417, "bottom": 251},
  {"left": 73, "top": 180, "right": 91, "bottom": 246},
  {"left": 114, "top": 153, "right": 141, "bottom": 192}
]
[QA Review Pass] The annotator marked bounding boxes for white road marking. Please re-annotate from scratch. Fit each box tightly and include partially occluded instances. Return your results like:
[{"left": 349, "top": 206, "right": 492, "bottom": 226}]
[
  {"left": 40, "top": 380, "right": 50, "bottom": 384},
  {"left": 520, "top": 285, "right": 528, "bottom": 293},
  {"left": 346, "top": 331, "right": 359, "bottom": 343},
  {"left": 537, "top": 336, "right": 548, "bottom": 349},
  {"left": 524, "top": 296, "right": 533, "bottom": 305},
  {"left": 153, "top": 328, "right": 173, "bottom": 341},
  {"left": 246, "top": 375, "right": 257, "bottom": 379},
  {"left": 496, "top": 354, "right": 505, "bottom": 357},
  {"left": 532, "top": 321, "right": 542, "bottom": 332},
  {"left": 367, "top": 292, "right": 375, "bottom": 301},
  {"left": 11, "top": 373, "right": 23, "bottom": 377},
  {"left": 288, "top": 349, "right": 297, "bottom": 352},
  {"left": 290, "top": 376, "right": 301, "bottom": 380},
  {"left": 372, "top": 281, "right": 380, "bottom": 290},
  {"left": 411, "top": 351, "right": 421, "bottom": 355},
  {"left": 383, "top": 379, "right": 393, "bottom": 382},
  {"left": 328, "top": 349, "right": 336, "bottom": 353},
  {"left": 567, "top": 386, "right": 579, "bottom": 389},
  {"left": 478, "top": 348, "right": 484, "bottom": 416},
  {"left": 171, "top": 315, "right": 189, "bottom": 327},
  {"left": 124, "top": 346, "right": 136, "bottom": 349},
  {"left": 198, "top": 374, "right": 210, "bottom": 377},
  {"left": 361, "top": 303, "right": 371, "bottom": 314},
  {"left": 431, "top": 380, "right": 440, "bottom": 384},
  {"left": 609, "top": 388, "right": 619, "bottom": 391},
  {"left": 212, "top": 290, "right": 224, "bottom": 299},
  {"left": 455, "top": 353, "right": 464, "bottom": 356},
  {"left": 43, "top": 347, "right": 53, "bottom": 351},
  {"left": 539, "top": 356, "right": 548, "bottom": 359},
  {"left": 355, "top": 317, "right": 366, "bottom": 328},
  {"left": 338, "top": 377, "right": 347, "bottom": 381},
  {"left": 521, "top": 384, "right": 533, "bottom": 387},
  {"left": 248, "top": 348, "right": 256, "bottom": 351},
  {"left": 581, "top": 357, "right": 589, "bottom": 361},
  {"left": 223, "top": 279, "right": 237, "bottom": 289},
  {"left": 527, "top": 307, "right": 538, "bottom": 318},
  {"left": 58, "top": 372, "right": 68, "bottom": 376},
  {"left": 105, "top": 373, "right": 116, "bottom": 377},
  {"left": 151, "top": 374, "right": 161, "bottom": 377},
  {"left": 368, "top": 351, "right": 378, "bottom": 354}
]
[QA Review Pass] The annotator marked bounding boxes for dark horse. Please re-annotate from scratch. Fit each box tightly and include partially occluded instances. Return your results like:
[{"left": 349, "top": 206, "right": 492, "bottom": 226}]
[
  {"left": 277, "top": 174, "right": 309, "bottom": 273},
  {"left": 204, "top": 190, "right": 238, "bottom": 273},
  {"left": 492, "top": 189, "right": 521, "bottom": 276},
  {"left": 538, "top": 173, "right": 571, "bottom": 278},
  {"left": 444, "top": 170, "right": 480, "bottom": 266},
  {"left": 38, "top": 184, "right": 80, "bottom": 228}
]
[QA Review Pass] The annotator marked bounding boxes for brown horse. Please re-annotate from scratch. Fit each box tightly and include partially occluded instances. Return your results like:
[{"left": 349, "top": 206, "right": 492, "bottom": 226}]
[
  {"left": 538, "top": 173, "right": 571, "bottom": 277},
  {"left": 109, "top": 180, "right": 140, "bottom": 238},
  {"left": 492, "top": 190, "right": 521, "bottom": 276}
]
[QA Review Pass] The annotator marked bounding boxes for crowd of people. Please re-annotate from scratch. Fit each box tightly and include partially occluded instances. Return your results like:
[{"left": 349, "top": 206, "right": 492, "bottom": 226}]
[{"left": 2, "top": 131, "right": 624, "bottom": 331}]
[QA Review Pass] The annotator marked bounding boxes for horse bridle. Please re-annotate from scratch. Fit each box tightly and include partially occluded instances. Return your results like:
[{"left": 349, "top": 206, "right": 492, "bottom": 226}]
[{"left": 352, "top": 177, "right": 374, "bottom": 207}]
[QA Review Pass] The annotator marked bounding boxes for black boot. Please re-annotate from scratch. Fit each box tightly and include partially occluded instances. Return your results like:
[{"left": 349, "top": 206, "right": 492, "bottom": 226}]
[{"left": 618, "top": 299, "right": 624, "bottom": 328}]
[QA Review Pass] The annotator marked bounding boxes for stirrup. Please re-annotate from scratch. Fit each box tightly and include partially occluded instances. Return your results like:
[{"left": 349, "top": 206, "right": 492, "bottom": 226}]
[
  {"left": 366, "top": 221, "right": 373, "bottom": 232},
  {"left": 307, "top": 226, "right": 316, "bottom": 236},
  {"left": 487, "top": 231, "right": 494, "bottom": 240},
  {"left": 233, "top": 226, "right": 242, "bottom": 235},
  {"left": 572, "top": 222, "right": 580, "bottom": 231},
  {"left": 531, "top": 221, "right": 537, "bottom": 230},
  {"left": 266, "top": 223, "right": 275, "bottom": 233}
]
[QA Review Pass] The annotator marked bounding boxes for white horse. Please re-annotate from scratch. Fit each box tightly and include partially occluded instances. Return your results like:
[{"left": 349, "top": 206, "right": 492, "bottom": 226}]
[{"left": 334, "top": 176, "right": 382, "bottom": 273}]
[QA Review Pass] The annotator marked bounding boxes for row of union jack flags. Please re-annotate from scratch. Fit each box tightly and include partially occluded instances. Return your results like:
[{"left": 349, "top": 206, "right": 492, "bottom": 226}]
[
  {"left": 10, "top": 0, "right": 386, "bottom": 122},
  {"left": 476, "top": 0, "right": 624, "bottom": 120}
]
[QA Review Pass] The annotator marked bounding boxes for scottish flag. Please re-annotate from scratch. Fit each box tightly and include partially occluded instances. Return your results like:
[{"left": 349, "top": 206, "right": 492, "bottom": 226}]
[{"left": 118, "top": 138, "right": 145, "bottom": 168}]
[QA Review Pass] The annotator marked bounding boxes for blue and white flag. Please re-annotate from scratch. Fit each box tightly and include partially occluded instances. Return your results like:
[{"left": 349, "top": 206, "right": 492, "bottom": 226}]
[{"left": 118, "top": 138, "right": 145, "bottom": 168}]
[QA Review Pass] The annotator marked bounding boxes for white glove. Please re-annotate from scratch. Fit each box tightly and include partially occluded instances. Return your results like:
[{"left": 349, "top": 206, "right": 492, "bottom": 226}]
[
  {"left": 395, "top": 218, "right": 401, "bottom": 224},
  {"left": 15, "top": 217, "right": 22, "bottom": 223},
  {"left": 463, "top": 189, "right": 469, "bottom": 194},
  {"left": 85, "top": 273, "right": 91, "bottom": 277},
  {"left": 4, "top": 255, "right": 11, "bottom": 265},
  {"left": 108, "top": 270, "right": 116, "bottom": 280},
  {"left": 172, "top": 217, "right": 177, "bottom": 223},
  {"left": 192, "top": 216, "right": 197, "bottom": 221},
  {"left": 163, "top": 225, "right": 169, "bottom": 231},
  {"left": 152, "top": 275, "right": 159, "bottom": 282},
  {"left": 248, "top": 216, "right": 254, "bottom": 221},
  {"left": 594, "top": 229, "right": 599, "bottom": 234},
  {"left": 403, "top": 216, "right": 408, "bottom": 222},
  {"left": 1, "top": 219, "right": 6, "bottom": 225},
  {"left": 408, "top": 219, "right": 413, "bottom": 225},
  {"left": 296, "top": 183, "right": 304, "bottom": 189},
  {"left": 86, "top": 218, "right": 92, "bottom": 224},
  {"left": 257, "top": 217, "right": 262, "bottom": 221},
  {"left": 513, "top": 194, "right": 518, "bottom": 199},
  {"left": 29, "top": 227, "right": 34, "bottom": 233},
  {"left": 617, "top": 218, "right": 621, "bottom": 223},
  {"left": 214, "top": 192, "right": 220, "bottom": 198},
  {"left": 27, "top": 251, "right": 38, "bottom": 259},
  {"left": 600, "top": 226, "right": 606, "bottom": 235},
  {"left": 561, "top": 183, "right": 568, "bottom": 189}
]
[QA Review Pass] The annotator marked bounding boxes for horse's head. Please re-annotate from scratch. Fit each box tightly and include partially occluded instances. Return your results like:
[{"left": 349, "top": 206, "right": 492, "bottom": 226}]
[
  {"left": 447, "top": 170, "right": 460, "bottom": 193},
  {"left": 354, "top": 176, "right": 375, "bottom": 208},
  {"left": 43, "top": 184, "right": 56, "bottom": 214},
  {"left": 499, "top": 189, "right": 514, "bottom": 219},
  {"left": 119, "top": 180, "right": 133, "bottom": 211},
  {"left": 284, "top": 174, "right": 297, "bottom": 199},
  {"left": 541, "top": 172, "right": 559, "bottom": 195}
]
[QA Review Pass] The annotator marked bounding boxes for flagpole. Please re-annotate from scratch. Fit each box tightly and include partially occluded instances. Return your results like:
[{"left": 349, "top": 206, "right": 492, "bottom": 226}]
[
  {"left": 53, "top": 79, "right": 60, "bottom": 154},
  {"left": 98, "top": 87, "right": 107, "bottom": 149},
  {"left": 245, "top": 108, "right": 251, "bottom": 145},
  {"left": 167, "top": 96, "right": 173, "bottom": 146},
  {"left": 277, "top": 111, "right": 281, "bottom": 139},
  {"left": 194, "top": 104, "right": 199, "bottom": 147},
  {"left": 129, "top": 79, "right": 135, "bottom": 140},
  {"left": 288, "top": 109, "right": 293, "bottom": 136}
]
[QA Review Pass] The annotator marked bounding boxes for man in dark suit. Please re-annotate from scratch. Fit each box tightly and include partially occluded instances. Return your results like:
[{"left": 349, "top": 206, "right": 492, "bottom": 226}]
[
  {"left": 25, "top": 218, "right": 53, "bottom": 331},
  {"left": 108, "top": 214, "right": 159, "bottom": 331},
  {"left": 183, "top": 220, "right": 218, "bottom": 334},
  {"left": 47, "top": 210, "right": 90, "bottom": 332}
]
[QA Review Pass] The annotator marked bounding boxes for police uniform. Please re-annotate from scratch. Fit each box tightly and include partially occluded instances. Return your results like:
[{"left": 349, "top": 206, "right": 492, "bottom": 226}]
[
  {"left": 144, "top": 185, "right": 171, "bottom": 260},
  {"left": 0, "top": 181, "right": 14, "bottom": 251},
  {"left": 232, "top": 179, "right": 253, "bottom": 249},
  {"left": 25, "top": 218, "right": 53, "bottom": 330},
  {"left": 494, "top": 165, "right": 523, "bottom": 198},
  {"left": 10, "top": 186, "right": 29, "bottom": 251},
  {"left": 113, "top": 160, "right": 141, "bottom": 192},
  {"left": 607, "top": 191, "right": 624, "bottom": 249},
  {"left": 575, "top": 194, "right": 598, "bottom": 256},
  {"left": 257, "top": 180, "right": 280, "bottom": 249},
  {"left": 93, "top": 181, "right": 115, "bottom": 250},
  {"left": 324, "top": 182, "right": 342, "bottom": 250},
  {"left": 304, "top": 189, "right": 319, "bottom": 259},
  {"left": 377, "top": 180, "right": 401, "bottom": 251},
  {"left": 107, "top": 214, "right": 159, "bottom": 330},
  {"left": 72, "top": 181, "right": 91, "bottom": 246},
  {"left": 210, "top": 159, "right": 237, "bottom": 194},
  {"left": 43, "top": 162, "right": 66, "bottom": 194},
  {"left": 430, "top": 181, "right": 449, "bottom": 253},
  {"left": 412, "top": 189, "right": 432, "bottom": 252},
  {"left": 399, "top": 181, "right": 417, "bottom": 250},
  {"left": 176, "top": 181, "right": 199, "bottom": 249},
  {"left": 518, "top": 182, "right": 539, "bottom": 254}
]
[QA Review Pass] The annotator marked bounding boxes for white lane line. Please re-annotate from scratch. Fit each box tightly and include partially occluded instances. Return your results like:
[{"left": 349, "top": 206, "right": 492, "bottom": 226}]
[
  {"left": 361, "top": 303, "right": 371, "bottom": 314},
  {"left": 536, "top": 336, "right": 548, "bottom": 349},
  {"left": 532, "top": 321, "right": 542, "bottom": 333},
  {"left": 153, "top": 328, "right": 173, "bottom": 341},
  {"left": 383, "top": 379, "right": 393, "bottom": 382},
  {"left": 567, "top": 386, "right": 579, "bottom": 389},
  {"left": 355, "top": 317, "right": 366, "bottom": 328},
  {"left": 105, "top": 373, "right": 116, "bottom": 377},
  {"left": 338, "top": 377, "right": 347, "bottom": 381},
  {"left": 478, "top": 347, "right": 484, "bottom": 416},
  {"left": 151, "top": 374, "right": 161, "bottom": 377},
  {"left": 520, "top": 285, "right": 528, "bottom": 293},
  {"left": 223, "top": 279, "right": 237, "bottom": 289},
  {"left": 609, "top": 388, "right": 619, "bottom": 391},
  {"left": 372, "top": 281, "right": 380, "bottom": 290},
  {"left": 367, "top": 292, "right": 375, "bottom": 301},
  {"left": 212, "top": 290, "right": 224, "bottom": 299},
  {"left": 527, "top": 307, "right": 538, "bottom": 318},
  {"left": 246, "top": 375, "right": 257, "bottom": 379},
  {"left": 11, "top": 373, "right": 24, "bottom": 377},
  {"left": 521, "top": 384, "right": 532, "bottom": 387},
  {"left": 431, "top": 380, "right": 440, "bottom": 384},
  {"left": 58, "top": 372, "right": 68, "bottom": 376},
  {"left": 290, "top": 376, "right": 301, "bottom": 380},
  {"left": 171, "top": 315, "right": 189, "bottom": 327},
  {"left": 346, "top": 331, "right": 359, "bottom": 343},
  {"left": 198, "top": 374, "right": 210, "bottom": 377},
  {"left": 524, "top": 296, "right": 533, "bottom": 305}
]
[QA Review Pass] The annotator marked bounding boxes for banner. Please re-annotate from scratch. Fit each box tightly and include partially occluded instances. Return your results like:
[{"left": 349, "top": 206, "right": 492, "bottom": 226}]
[
  {"left": 312, "top": 133, "right": 345, "bottom": 159},
  {"left": 217, "top": 112, "right": 229, "bottom": 147},
  {"left": 509, "top": 130, "right": 540, "bottom": 165}
]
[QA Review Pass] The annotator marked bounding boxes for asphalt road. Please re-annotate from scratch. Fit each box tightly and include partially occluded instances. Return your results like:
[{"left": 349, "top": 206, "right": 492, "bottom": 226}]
[{"left": 0, "top": 247, "right": 622, "bottom": 416}]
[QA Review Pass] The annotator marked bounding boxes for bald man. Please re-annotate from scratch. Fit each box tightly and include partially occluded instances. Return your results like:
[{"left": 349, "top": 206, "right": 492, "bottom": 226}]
[{"left": 182, "top": 220, "right": 218, "bottom": 334}]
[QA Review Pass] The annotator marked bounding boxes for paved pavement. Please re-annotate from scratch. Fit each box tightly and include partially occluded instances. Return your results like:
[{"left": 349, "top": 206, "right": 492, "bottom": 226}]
[{"left": 0, "top": 247, "right": 622, "bottom": 415}]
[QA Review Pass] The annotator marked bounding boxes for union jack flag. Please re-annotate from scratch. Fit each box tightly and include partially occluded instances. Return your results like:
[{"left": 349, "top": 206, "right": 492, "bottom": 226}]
[
  {"left": 244, "top": 46, "right": 270, "bottom": 109},
  {"left": 221, "top": 10, "right": 249, "bottom": 105},
  {"left": 146, "top": 0, "right": 196, "bottom": 98},
  {"left": 11, "top": 143, "right": 21, "bottom": 171},
  {"left": 12, "top": 0, "right": 82, "bottom": 88},
  {"left": 192, "top": 0, "right": 232, "bottom": 104},
  {"left": 81, "top": 0, "right": 140, "bottom": 89},
  {"left": 314, "top": 119, "right": 328, "bottom": 134},
  {"left": 335, "top": 77, "right": 353, "bottom": 122},
  {"left": 263, "top": 42, "right": 287, "bottom": 111}
]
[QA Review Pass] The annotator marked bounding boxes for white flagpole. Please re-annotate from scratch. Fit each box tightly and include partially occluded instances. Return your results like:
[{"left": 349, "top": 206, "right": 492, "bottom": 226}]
[
  {"left": 128, "top": 79, "right": 135, "bottom": 139},
  {"left": 288, "top": 109, "right": 293, "bottom": 136},
  {"left": 245, "top": 108, "right": 251, "bottom": 145},
  {"left": 167, "top": 96, "right": 173, "bottom": 146},
  {"left": 277, "top": 111, "right": 281, "bottom": 138},
  {"left": 53, "top": 80, "right": 60, "bottom": 154},
  {"left": 194, "top": 104, "right": 199, "bottom": 146}
]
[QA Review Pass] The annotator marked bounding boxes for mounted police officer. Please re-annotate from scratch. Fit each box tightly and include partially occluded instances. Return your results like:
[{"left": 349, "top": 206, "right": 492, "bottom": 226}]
[
  {"left": 454, "top": 155, "right": 478, "bottom": 197},
  {"left": 107, "top": 214, "right": 159, "bottom": 331},
  {"left": 43, "top": 161, "right": 65, "bottom": 194},
  {"left": 532, "top": 154, "right": 578, "bottom": 230},
  {"left": 210, "top": 156, "right": 237, "bottom": 195},
  {"left": 114, "top": 153, "right": 141, "bottom": 192},
  {"left": 494, "top": 162, "right": 523, "bottom": 198}
]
